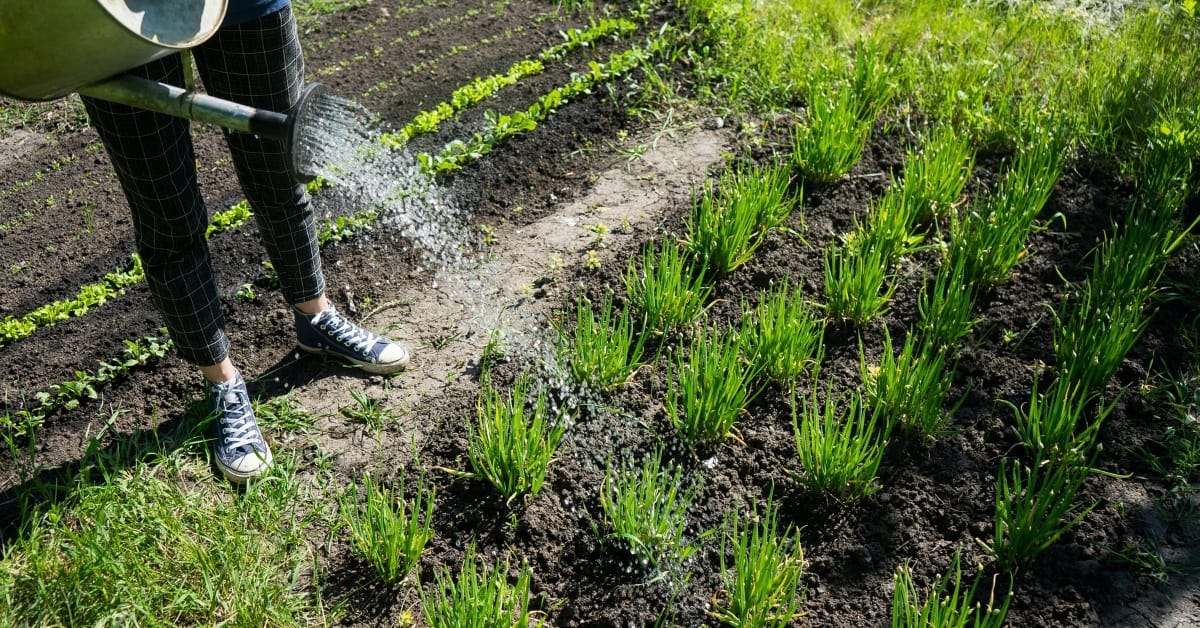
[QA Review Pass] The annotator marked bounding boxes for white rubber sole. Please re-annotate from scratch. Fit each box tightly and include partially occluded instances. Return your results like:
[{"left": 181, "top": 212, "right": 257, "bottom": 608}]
[{"left": 298, "top": 342, "right": 410, "bottom": 374}]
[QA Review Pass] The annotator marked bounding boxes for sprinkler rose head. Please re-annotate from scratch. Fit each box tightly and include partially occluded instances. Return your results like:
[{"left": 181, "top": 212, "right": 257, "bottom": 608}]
[{"left": 285, "top": 82, "right": 332, "bottom": 183}]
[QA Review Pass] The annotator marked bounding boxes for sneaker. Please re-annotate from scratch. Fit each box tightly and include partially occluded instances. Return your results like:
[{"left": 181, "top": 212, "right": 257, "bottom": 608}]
[
  {"left": 295, "top": 304, "right": 410, "bottom": 374},
  {"left": 210, "top": 373, "right": 273, "bottom": 484}
]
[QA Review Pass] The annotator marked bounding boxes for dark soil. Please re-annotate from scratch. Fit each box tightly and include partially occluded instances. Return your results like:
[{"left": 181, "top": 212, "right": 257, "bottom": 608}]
[{"left": 3, "top": 1, "right": 1200, "bottom": 626}]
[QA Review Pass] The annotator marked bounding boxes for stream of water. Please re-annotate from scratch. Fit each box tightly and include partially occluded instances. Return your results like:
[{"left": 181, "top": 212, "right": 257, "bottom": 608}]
[{"left": 292, "top": 92, "right": 471, "bottom": 272}]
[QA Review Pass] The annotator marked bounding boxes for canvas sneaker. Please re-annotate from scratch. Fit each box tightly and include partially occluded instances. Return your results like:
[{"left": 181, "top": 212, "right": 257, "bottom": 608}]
[
  {"left": 210, "top": 373, "right": 273, "bottom": 484},
  {"left": 295, "top": 304, "right": 410, "bottom": 374}
]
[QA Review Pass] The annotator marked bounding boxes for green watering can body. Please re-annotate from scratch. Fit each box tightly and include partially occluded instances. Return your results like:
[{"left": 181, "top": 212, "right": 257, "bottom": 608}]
[{"left": 0, "top": 0, "right": 228, "bottom": 101}]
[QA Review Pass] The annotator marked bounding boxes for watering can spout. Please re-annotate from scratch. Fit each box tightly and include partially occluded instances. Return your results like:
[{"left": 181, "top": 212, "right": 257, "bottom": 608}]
[{"left": 77, "top": 77, "right": 328, "bottom": 182}]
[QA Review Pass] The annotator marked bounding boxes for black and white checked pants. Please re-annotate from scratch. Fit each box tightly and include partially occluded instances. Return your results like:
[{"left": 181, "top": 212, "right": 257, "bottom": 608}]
[{"left": 83, "top": 7, "right": 324, "bottom": 367}]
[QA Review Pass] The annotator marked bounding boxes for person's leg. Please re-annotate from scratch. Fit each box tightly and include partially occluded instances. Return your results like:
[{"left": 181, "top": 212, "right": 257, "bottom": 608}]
[
  {"left": 192, "top": 6, "right": 408, "bottom": 374},
  {"left": 82, "top": 57, "right": 271, "bottom": 485}
]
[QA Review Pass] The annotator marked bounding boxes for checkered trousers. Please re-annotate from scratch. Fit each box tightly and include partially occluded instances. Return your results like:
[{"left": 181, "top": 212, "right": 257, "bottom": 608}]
[{"left": 82, "top": 6, "right": 324, "bottom": 367}]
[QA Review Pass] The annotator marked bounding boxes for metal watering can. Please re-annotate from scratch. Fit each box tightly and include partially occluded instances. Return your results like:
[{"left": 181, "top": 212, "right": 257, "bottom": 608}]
[{"left": 0, "top": 0, "right": 327, "bottom": 179}]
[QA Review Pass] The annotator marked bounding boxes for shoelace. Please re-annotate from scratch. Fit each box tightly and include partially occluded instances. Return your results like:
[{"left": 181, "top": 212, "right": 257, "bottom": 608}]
[
  {"left": 215, "top": 388, "right": 259, "bottom": 451},
  {"left": 316, "top": 310, "right": 381, "bottom": 354}
]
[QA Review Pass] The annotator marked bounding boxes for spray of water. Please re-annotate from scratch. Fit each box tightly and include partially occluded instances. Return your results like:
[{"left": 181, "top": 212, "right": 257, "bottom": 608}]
[{"left": 292, "top": 93, "right": 473, "bottom": 271}]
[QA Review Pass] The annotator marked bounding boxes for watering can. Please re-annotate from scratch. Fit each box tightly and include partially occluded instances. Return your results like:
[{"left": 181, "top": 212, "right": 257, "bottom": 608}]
[{"left": 0, "top": 0, "right": 328, "bottom": 179}]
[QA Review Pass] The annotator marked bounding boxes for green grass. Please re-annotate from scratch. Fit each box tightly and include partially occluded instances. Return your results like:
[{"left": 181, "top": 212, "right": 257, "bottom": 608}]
[
  {"left": 1007, "top": 380, "right": 1111, "bottom": 464},
  {"left": 0, "top": 437, "right": 325, "bottom": 626}
]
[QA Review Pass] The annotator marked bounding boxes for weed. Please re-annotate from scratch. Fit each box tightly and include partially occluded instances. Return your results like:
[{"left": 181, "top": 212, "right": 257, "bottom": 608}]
[
  {"left": 254, "top": 394, "right": 316, "bottom": 433},
  {"left": 340, "top": 390, "right": 399, "bottom": 431}
]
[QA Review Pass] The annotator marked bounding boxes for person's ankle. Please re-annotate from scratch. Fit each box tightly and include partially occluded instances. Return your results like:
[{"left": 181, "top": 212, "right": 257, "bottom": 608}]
[{"left": 200, "top": 359, "right": 239, "bottom": 385}]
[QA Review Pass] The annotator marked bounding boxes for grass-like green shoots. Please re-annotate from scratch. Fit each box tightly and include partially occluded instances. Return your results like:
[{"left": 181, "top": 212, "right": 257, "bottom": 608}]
[
  {"left": 863, "top": 331, "right": 961, "bottom": 442},
  {"left": 666, "top": 326, "right": 762, "bottom": 449},
  {"left": 685, "top": 164, "right": 796, "bottom": 276},
  {"left": 711, "top": 495, "right": 806, "bottom": 627},
  {"left": 892, "top": 550, "right": 1011, "bottom": 628},
  {"left": 982, "top": 457, "right": 1097, "bottom": 571},
  {"left": 916, "top": 252, "right": 979, "bottom": 351},
  {"left": 420, "top": 543, "right": 546, "bottom": 628},
  {"left": 1007, "top": 380, "right": 1112, "bottom": 464},
  {"left": 791, "top": 388, "right": 889, "bottom": 501},
  {"left": 599, "top": 450, "right": 699, "bottom": 573},
  {"left": 950, "top": 138, "right": 1064, "bottom": 287},
  {"left": 464, "top": 376, "right": 565, "bottom": 505},
  {"left": 793, "top": 85, "right": 874, "bottom": 183},
  {"left": 624, "top": 238, "right": 712, "bottom": 335},
  {"left": 823, "top": 230, "right": 899, "bottom": 326},
  {"left": 339, "top": 471, "right": 435, "bottom": 585},
  {"left": 900, "top": 125, "right": 975, "bottom": 225},
  {"left": 554, "top": 290, "right": 648, "bottom": 393},
  {"left": 741, "top": 279, "right": 825, "bottom": 387}
]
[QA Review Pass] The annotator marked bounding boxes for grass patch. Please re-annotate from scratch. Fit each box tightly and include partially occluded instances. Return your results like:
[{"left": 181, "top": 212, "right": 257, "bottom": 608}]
[
  {"left": 624, "top": 238, "right": 712, "bottom": 335},
  {"left": 420, "top": 544, "right": 546, "bottom": 628},
  {"left": 711, "top": 495, "right": 805, "bottom": 627},
  {"left": 0, "top": 442, "right": 324, "bottom": 625},
  {"left": 599, "top": 450, "right": 700, "bottom": 574},
  {"left": 791, "top": 388, "right": 888, "bottom": 501},
  {"left": 338, "top": 471, "right": 435, "bottom": 586},
  {"left": 666, "top": 325, "right": 761, "bottom": 449}
]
